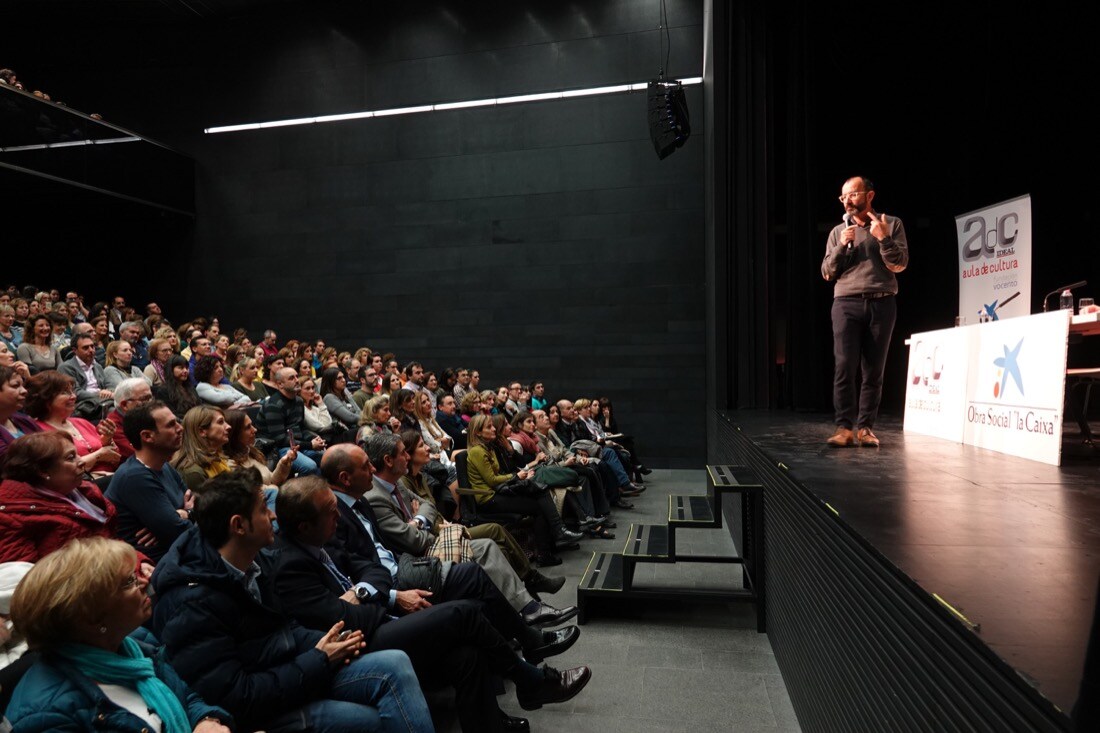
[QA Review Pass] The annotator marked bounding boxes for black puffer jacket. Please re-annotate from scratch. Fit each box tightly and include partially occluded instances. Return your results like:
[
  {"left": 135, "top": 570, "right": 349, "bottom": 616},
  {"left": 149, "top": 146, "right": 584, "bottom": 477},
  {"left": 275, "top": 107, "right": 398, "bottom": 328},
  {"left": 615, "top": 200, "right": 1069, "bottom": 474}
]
[{"left": 149, "top": 525, "right": 330, "bottom": 731}]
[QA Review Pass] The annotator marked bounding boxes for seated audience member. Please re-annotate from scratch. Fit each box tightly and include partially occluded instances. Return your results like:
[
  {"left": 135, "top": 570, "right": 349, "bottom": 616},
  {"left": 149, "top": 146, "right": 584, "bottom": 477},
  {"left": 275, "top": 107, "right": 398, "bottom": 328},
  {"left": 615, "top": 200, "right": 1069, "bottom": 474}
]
[
  {"left": 364, "top": 433, "right": 573, "bottom": 622},
  {"left": 416, "top": 391, "right": 453, "bottom": 459},
  {"left": 300, "top": 375, "right": 338, "bottom": 439},
  {"left": 254, "top": 367, "right": 325, "bottom": 476},
  {"left": 26, "top": 371, "right": 121, "bottom": 476},
  {"left": 401, "top": 362, "right": 426, "bottom": 397},
  {"left": 258, "top": 328, "right": 279, "bottom": 357},
  {"left": 465, "top": 414, "right": 582, "bottom": 566},
  {"left": 381, "top": 372, "right": 402, "bottom": 399},
  {"left": 0, "top": 364, "right": 40, "bottom": 455},
  {"left": 186, "top": 335, "right": 214, "bottom": 385},
  {"left": 48, "top": 311, "right": 72, "bottom": 351},
  {"left": 452, "top": 368, "right": 472, "bottom": 404},
  {"left": 0, "top": 341, "right": 31, "bottom": 384},
  {"left": 171, "top": 405, "right": 233, "bottom": 493},
  {"left": 322, "top": 443, "right": 568, "bottom": 619},
  {"left": 105, "top": 401, "right": 190, "bottom": 563},
  {"left": 512, "top": 412, "right": 611, "bottom": 538},
  {"left": 0, "top": 433, "right": 138, "bottom": 566},
  {"left": 296, "top": 357, "right": 314, "bottom": 381},
  {"left": 6, "top": 537, "right": 233, "bottom": 733},
  {"left": 436, "top": 393, "right": 467, "bottom": 449},
  {"left": 390, "top": 389, "right": 419, "bottom": 433},
  {"left": 459, "top": 390, "right": 481, "bottom": 426},
  {"left": 224, "top": 409, "right": 295, "bottom": 489},
  {"left": 58, "top": 332, "right": 114, "bottom": 420},
  {"left": 194, "top": 356, "right": 252, "bottom": 409},
  {"left": 532, "top": 408, "right": 626, "bottom": 511},
  {"left": 16, "top": 314, "right": 62, "bottom": 372},
  {"left": 504, "top": 382, "right": 525, "bottom": 419},
  {"left": 271, "top": 476, "right": 588, "bottom": 732},
  {"left": 320, "top": 367, "right": 359, "bottom": 436},
  {"left": 260, "top": 353, "right": 285, "bottom": 393},
  {"left": 102, "top": 339, "right": 149, "bottom": 392},
  {"left": 548, "top": 403, "right": 561, "bottom": 431},
  {"left": 577, "top": 397, "right": 651, "bottom": 483},
  {"left": 351, "top": 365, "right": 379, "bottom": 409},
  {"left": 214, "top": 335, "right": 231, "bottom": 362},
  {"left": 0, "top": 305, "right": 19, "bottom": 352},
  {"left": 0, "top": 561, "right": 33, "bottom": 714},
  {"left": 556, "top": 399, "right": 641, "bottom": 501},
  {"left": 144, "top": 337, "right": 174, "bottom": 386},
  {"left": 229, "top": 356, "right": 268, "bottom": 401},
  {"left": 480, "top": 390, "right": 496, "bottom": 415},
  {"left": 154, "top": 355, "right": 200, "bottom": 418},
  {"left": 397, "top": 430, "right": 551, "bottom": 590},
  {"left": 150, "top": 470, "right": 432, "bottom": 733},
  {"left": 90, "top": 315, "right": 111, "bottom": 364},
  {"left": 59, "top": 323, "right": 93, "bottom": 363},
  {"left": 103, "top": 378, "right": 154, "bottom": 460},
  {"left": 356, "top": 394, "right": 400, "bottom": 443},
  {"left": 119, "top": 320, "right": 151, "bottom": 371},
  {"left": 530, "top": 381, "right": 548, "bottom": 411}
]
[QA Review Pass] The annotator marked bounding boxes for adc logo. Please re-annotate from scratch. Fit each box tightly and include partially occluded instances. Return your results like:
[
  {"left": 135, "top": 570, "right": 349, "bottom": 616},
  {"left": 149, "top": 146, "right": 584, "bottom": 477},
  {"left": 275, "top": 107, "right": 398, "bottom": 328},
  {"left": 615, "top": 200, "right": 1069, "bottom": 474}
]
[
  {"left": 909, "top": 339, "right": 943, "bottom": 387},
  {"left": 960, "top": 212, "right": 1018, "bottom": 261},
  {"left": 992, "top": 338, "right": 1024, "bottom": 399}
]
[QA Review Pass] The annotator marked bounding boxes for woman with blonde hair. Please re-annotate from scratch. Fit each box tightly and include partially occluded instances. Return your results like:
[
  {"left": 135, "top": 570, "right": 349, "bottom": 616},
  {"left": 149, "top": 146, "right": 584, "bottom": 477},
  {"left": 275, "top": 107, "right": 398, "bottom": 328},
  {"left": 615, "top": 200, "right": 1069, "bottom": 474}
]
[
  {"left": 229, "top": 356, "right": 268, "bottom": 402},
  {"left": 103, "top": 340, "right": 147, "bottom": 391},
  {"left": 170, "top": 405, "right": 232, "bottom": 493},
  {"left": 5, "top": 537, "right": 232, "bottom": 733},
  {"left": 356, "top": 394, "right": 399, "bottom": 443}
]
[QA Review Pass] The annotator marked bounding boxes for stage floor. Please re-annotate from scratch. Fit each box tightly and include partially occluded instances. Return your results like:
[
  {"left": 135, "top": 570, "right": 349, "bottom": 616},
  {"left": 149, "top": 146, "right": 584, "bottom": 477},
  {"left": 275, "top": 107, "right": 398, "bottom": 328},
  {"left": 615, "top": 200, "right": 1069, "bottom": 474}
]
[{"left": 729, "top": 410, "right": 1100, "bottom": 714}]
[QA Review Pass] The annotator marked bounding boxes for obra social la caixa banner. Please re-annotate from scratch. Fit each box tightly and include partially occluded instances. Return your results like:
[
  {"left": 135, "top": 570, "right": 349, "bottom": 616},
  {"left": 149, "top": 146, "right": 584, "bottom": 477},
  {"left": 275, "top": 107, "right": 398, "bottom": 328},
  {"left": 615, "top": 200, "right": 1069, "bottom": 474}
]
[
  {"left": 956, "top": 194, "right": 1032, "bottom": 324},
  {"left": 904, "top": 310, "right": 1069, "bottom": 465}
]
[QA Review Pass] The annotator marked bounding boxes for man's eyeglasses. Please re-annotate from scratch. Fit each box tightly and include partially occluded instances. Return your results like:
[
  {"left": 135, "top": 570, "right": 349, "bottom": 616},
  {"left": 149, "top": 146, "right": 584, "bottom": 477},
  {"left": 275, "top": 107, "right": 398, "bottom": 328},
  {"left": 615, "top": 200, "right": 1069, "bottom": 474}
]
[{"left": 838, "top": 191, "right": 867, "bottom": 202}]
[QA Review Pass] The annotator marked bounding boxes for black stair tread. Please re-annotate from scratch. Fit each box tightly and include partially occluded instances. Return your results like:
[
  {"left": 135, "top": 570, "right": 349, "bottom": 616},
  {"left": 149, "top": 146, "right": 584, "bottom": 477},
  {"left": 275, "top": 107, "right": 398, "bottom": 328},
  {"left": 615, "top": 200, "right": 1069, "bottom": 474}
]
[
  {"left": 622, "top": 523, "right": 670, "bottom": 558},
  {"left": 707, "top": 464, "right": 763, "bottom": 488},
  {"left": 578, "top": 552, "right": 624, "bottom": 592},
  {"left": 669, "top": 494, "right": 715, "bottom": 524}
]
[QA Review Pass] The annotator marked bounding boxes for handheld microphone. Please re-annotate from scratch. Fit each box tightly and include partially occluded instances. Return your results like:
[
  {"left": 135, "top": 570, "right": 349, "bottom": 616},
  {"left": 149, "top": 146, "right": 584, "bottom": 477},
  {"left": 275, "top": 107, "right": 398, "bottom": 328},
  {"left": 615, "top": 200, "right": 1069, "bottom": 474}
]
[{"left": 843, "top": 213, "right": 854, "bottom": 251}]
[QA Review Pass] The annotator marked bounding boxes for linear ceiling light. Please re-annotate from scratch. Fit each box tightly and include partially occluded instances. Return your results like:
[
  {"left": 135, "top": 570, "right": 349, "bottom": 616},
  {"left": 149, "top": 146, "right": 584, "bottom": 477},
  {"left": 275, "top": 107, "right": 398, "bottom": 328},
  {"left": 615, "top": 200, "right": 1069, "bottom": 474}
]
[
  {"left": 0, "top": 136, "right": 141, "bottom": 153},
  {"left": 204, "top": 76, "right": 702, "bottom": 134}
]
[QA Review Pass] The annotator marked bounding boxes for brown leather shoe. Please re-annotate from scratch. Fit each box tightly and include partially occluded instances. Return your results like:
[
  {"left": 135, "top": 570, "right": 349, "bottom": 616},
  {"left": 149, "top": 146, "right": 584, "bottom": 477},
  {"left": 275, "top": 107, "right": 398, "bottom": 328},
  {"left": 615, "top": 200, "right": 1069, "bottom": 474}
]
[
  {"left": 856, "top": 428, "right": 880, "bottom": 447},
  {"left": 826, "top": 427, "right": 855, "bottom": 447}
]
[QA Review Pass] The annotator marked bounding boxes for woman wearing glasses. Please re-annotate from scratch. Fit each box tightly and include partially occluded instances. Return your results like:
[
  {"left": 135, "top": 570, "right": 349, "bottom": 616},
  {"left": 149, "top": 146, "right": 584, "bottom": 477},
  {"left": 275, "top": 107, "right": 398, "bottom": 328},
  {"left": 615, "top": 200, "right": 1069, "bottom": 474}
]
[{"left": 4, "top": 536, "right": 232, "bottom": 733}]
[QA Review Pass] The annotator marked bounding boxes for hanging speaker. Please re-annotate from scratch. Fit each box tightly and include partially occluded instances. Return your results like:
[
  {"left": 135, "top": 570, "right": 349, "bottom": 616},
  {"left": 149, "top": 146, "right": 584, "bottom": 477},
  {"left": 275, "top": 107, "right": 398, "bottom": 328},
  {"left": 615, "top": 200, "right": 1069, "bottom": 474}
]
[{"left": 647, "top": 80, "right": 691, "bottom": 160}]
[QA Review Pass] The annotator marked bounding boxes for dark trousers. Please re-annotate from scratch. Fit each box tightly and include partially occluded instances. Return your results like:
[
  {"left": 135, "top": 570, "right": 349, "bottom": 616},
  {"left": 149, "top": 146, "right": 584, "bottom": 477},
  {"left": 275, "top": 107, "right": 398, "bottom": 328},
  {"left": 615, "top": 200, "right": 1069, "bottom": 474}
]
[
  {"left": 443, "top": 561, "right": 538, "bottom": 647},
  {"left": 482, "top": 492, "right": 561, "bottom": 555},
  {"left": 369, "top": 599, "right": 514, "bottom": 733},
  {"left": 831, "top": 295, "right": 897, "bottom": 430},
  {"left": 573, "top": 465, "right": 611, "bottom": 515}
]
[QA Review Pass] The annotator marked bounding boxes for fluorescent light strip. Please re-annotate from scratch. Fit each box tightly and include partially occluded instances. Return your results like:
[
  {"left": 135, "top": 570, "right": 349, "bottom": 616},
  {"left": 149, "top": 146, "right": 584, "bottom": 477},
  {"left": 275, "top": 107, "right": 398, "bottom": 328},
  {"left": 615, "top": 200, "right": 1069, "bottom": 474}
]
[
  {"left": 0, "top": 136, "right": 140, "bottom": 153},
  {"left": 204, "top": 76, "right": 702, "bottom": 134}
]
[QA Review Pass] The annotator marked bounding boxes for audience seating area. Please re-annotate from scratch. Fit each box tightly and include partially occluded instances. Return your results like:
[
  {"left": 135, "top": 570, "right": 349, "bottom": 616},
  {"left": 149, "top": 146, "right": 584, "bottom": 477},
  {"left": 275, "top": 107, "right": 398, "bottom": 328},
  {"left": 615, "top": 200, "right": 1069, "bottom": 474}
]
[{"left": 0, "top": 285, "right": 665, "bottom": 733}]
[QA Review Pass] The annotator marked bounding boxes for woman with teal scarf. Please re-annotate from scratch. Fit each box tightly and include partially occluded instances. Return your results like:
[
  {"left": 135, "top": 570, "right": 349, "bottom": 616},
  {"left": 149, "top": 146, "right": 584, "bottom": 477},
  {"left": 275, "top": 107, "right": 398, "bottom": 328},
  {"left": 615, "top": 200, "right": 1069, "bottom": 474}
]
[{"left": 4, "top": 537, "right": 233, "bottom": 733}]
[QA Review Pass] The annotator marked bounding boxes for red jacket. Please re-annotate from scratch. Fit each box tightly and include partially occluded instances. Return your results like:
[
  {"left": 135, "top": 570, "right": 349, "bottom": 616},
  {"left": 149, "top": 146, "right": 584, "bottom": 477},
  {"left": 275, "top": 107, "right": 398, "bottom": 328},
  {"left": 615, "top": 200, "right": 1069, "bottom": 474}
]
[
  {"left": 106, "top": 409, "right": 136, "bottom": 459},
  {"left": 0, "top": 478, "right": 121, "bottom": 563}
]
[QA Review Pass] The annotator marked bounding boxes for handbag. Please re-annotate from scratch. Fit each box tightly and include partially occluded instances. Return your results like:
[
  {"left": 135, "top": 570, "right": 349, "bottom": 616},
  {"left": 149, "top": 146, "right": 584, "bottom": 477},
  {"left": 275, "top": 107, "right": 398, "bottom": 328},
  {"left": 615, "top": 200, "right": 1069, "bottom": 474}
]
[
  {"left": 495, "top": 476, "right": 546, "bottom": 497},
  {"left": 429, "top": 523, "right": 475, "bottom": 564},
  {"left": 396, "top": 553, "right": 444, "bottom": 598},
  {"left": 534, "top": 464, "right": 579, "bottom": 489}
]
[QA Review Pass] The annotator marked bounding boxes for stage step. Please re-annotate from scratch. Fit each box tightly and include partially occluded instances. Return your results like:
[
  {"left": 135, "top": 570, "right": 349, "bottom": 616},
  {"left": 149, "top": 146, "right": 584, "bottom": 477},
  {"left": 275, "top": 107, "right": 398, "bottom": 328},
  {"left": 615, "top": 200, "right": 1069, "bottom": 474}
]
[
  {"left": 622, "top": 523, "right": 671, "bottom": 560},
  {"left": 668, "top": 494, "right": 716, "bottom": 526},
  {"left": 578, "top": 552, "right": 624, "bottom": 593},
  {"left": 708, "top": 464, "right": 764, "bottom": 490}
]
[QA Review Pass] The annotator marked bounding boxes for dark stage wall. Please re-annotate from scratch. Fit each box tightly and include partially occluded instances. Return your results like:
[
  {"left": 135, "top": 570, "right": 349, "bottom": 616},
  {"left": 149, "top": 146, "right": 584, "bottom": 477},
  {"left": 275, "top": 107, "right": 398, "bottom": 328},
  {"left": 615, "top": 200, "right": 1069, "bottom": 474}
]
[{"left": 4, "top": 1, "right": 707, "bottom": 467}]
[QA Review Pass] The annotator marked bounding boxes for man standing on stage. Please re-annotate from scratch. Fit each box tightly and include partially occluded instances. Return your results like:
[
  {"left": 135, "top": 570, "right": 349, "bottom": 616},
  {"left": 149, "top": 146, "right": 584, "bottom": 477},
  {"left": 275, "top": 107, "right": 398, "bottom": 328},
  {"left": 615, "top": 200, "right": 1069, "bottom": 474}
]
[{"left": 821, "top": 176, "right": 908, "bottom": 447}]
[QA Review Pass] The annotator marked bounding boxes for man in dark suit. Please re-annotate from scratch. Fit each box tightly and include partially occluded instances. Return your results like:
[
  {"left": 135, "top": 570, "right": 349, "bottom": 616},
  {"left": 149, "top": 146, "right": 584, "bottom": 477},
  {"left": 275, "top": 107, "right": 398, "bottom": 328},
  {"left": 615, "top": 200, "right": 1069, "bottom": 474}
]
[
  {"left": 58, "top": 332, "right": 113, "bottom": 419},
  {"left": 362, "top": 433, "right": 578, "bottom": 625},
  {"left": 270, "top": 475, "right": 591, "bottom": 732},
  {"left": 435, "top": 394, "right": 467, "bottom": 449}
]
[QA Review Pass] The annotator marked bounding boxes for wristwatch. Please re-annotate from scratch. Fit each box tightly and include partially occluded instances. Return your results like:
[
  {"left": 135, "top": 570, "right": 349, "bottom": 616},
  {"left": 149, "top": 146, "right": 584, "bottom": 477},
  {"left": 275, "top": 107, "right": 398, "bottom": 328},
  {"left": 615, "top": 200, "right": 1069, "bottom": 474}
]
[{"left": 354, "top": 585, "right": 372, "bottom": 602}]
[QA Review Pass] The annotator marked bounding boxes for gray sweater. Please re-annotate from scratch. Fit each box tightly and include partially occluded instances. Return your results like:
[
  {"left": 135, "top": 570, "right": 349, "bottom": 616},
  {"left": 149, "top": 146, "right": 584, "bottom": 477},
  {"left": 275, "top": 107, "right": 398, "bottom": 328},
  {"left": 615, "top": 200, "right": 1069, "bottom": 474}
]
[{"left": 821, "top": 213, "right": 909, "bottom": 297}]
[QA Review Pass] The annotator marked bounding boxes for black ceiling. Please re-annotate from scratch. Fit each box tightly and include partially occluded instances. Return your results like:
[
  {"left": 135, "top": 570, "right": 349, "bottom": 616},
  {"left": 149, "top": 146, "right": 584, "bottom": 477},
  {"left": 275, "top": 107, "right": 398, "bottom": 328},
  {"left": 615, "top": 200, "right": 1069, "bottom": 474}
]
[{"left": 7, "top": 0, "right": 310, "bottom": 22}]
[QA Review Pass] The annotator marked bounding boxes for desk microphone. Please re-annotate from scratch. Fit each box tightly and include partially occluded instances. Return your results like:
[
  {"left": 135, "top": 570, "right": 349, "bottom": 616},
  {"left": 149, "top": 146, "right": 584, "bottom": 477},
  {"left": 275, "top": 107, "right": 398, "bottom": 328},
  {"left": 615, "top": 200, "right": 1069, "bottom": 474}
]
[{"left": 1042, "top": 280, "right": 1087, "bottom": 312}]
